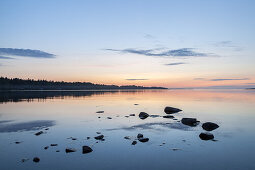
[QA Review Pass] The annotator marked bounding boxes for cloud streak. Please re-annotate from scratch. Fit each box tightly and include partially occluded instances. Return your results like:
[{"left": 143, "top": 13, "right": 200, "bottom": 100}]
[
  {"left": 105, "top": 48, "right": 210, "bottom": 57},
  {"left": 0, "top": 48, "right": 56, "bottom": 58},
  {"left": 194, "top": 78, "right": 250, "bottom": 81},
  {"left": 164, "top": 62, "right": 186, "bottom": 66},
  {"left": 125, "top": 79, "right": 149, "bottom": 81}
]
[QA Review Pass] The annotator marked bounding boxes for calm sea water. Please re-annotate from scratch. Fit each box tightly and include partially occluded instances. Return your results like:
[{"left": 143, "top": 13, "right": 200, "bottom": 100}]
[{"left": 0, "top": 89, "right": 255, "bottom": 170}]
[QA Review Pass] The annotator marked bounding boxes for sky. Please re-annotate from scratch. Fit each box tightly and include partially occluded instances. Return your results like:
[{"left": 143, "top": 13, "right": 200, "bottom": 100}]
[{"left": 0, "top": 0, "right": 255, "bottom": 88}]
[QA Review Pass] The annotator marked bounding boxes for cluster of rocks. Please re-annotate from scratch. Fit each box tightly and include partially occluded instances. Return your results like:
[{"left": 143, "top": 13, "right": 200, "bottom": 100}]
[{"left": 124, "top": 133, "right": 149, "bottom": 145}]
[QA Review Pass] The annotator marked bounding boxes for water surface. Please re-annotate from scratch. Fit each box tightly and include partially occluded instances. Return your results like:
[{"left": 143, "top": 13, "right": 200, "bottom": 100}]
[{"left": 0, "top": 89, "right": 255, "bottom": 170}]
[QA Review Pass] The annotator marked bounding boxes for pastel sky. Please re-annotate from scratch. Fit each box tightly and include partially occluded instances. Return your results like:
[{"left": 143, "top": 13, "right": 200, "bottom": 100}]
[{"left": 0, "top": 0, "right": 255, "bottom": 88}]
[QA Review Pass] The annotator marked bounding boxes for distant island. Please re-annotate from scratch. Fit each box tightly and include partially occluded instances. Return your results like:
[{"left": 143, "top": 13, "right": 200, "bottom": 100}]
[{"left": 0, "top": 77, "right": 167, "bottom": 90}]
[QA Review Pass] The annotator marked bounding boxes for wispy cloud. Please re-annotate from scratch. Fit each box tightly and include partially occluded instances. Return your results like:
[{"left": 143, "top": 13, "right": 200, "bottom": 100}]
[
  {"left": 105, "top": 48, "right": 210, "bottom": 57},
  {"left": 213, "top": 41, "right": 242, "bottom": 51},
  {"left": 0, "top": 56, "right": 15, "bottom": 59},
  {"left": 164, "top": 62, "right": 186, "bottom": 66},
  {"left": 125, "top": 79, "right": 149, "bottom": 81},
  {"left": 144, "top": 34, "right": 155, "bottom": 39},
  {"left": 210, "top": 78, "right": 250, "bottom": 81},
  {"left": 0, "top": 48, "right": 56, "bottom": 58},
  {"left": 194, "top": 77, "right": 250, "bottom": 81}
]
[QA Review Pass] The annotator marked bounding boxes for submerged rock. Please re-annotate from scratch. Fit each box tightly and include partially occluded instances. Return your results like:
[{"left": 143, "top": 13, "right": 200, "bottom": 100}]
[
  {"left": 34, "top": 131, "right": 43, "bottom": 136},
  {"left": 96, "top": 111, "right": 104, "bottom": 113},
  {"left": 138, "top": 138, "right": 149, "bottom": 143},
  {"left": 163, "top": 115, "right": 174, "bottom": 119},
  {"left": 45, "top": 128, "right": 49, "bottom": 130},
  {"left": 181, "top": 118, "right": 200, "bottom": 127},
  {"left": 132, "top": 141, "right": 137, "bottom": 145},
  {"left": 65, "top": 148, "right": 76, "bottom": 153},
  {"left": 199, "top": 132, "right": 214, "bottom": 140},
  {"left": 94, "top": 135, "right": 104, "bottom": 140},
  {"left": 33, "top": 157, "right": 40, "bottom": 163},
  {"left": 21, "top": 158, "right": 29, "bottom": 163},
  {"left": 56, "top": 150, "right": 60, "bottom": 152},
  {"left": 15, "top": 141, "right": 22, "bottom": 144},
  {"left": 202, "top": 122, "right": 219, "bottom": 131},
  {"left": 137, "top": 133, "right": 143, "bottom": 139},
  {"left": 124, "top": 136, "right": 131, "bottom": 140},
  {"left": 164, "top": 107, "right": 182, "bottom": 114},
  {"left": 150, "top": 115, "right": 160, "bottom": 118},
  {"left": 82, "top": 146, "right": 93, "bottom": 154},
  {"left": 129, "top": 114, "right": 135, "bottom": 116},
  {"left": 139, "top": 112, "right": 149, "bottom": 119}
]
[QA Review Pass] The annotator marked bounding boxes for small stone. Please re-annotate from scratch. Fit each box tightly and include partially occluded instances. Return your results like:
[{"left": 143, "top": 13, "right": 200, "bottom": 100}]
[
  {"left": 65, "top": 148, "right": 76, "bottom": 153},
  {"left": 94, "top": 135, "right": 104, "bottom": 140},
  {"left": 44, "top": 146, "right": 49, "bottom": 150},
  {"left": 82, "top": 146, "right": 93, "bottom": 154},
  {"left": 50, "top": 144, "right": 58, "bottom": 146},
  {"left": 124, "top": 136, "right": 131, "bottom": 140},
  {"left": 181, "top": 118, "right": 200, "bottom": 127},
  {"left": 164, "top": 106, "right": 182, "bottom": 114},
  {"left": 98, "top": 117, "right": 101, "bottom": 118},
  {"left": 96, "top": 111, "right": 104, "bottom": 113},
  {"left": 45, "top": 128, "right": 49, "bottom": 130},
  {"left": 132, "top": 141, "right": 137, "bottom": 145},
  {"left": 202, "top": 122, "right": 219, "bottom": 131},
  {"left": 33, "top": 157, "right": 40, "bottom": 163},
  {"left": 163, "top": 115, "right": 174, "bottom": 119},
  {"left": 72, "top": 138, "right": 77, "bottom": 140},
  {"left": 107, "top": 117, "right": 112, "bottom": 119},
  {"left": 139, "top": 112, "right": 149, "bottom": 119},
  {"left": 15, "top": 141, "right": 22, "bottom": 144},
  {"left": 199, "top": 132, "right": 214, "bottom": 140},
  {"left": 134, "top": 104, "right": 139, "bottom": 105},
  {"left": 138, "top": 138, "right": 149, "bottom": 143},
  {"left": 87, "top": 137, "right": 90, "bottom": 140},
  {"left": 171, "top": 148, "right": 181, "bottom": 151},
  {"left": 21, "top": 158, "right": 29, "bottom": 162},
  {"left": 125, "top": 116, "right": 129, "bottom": 118},
  {"left": 137, "top": 133, "right": 143, "bottom": 139},
  {"left": 56, "top": 150, "right": 60, "bottom": 152},
  {"left": 129, "top": 114, "right": 135, "bottom": 116},
  {"left": 34, "top": 131, "right": 43, "bottom": 136},
  {"left": 96, "top": 132, "right": 101, "bottom": 134}
]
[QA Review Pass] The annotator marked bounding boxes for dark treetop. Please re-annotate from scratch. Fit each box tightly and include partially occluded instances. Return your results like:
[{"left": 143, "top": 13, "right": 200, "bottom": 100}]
[{"left": 0, "top": 77, "right": 167, "bottom": 90}]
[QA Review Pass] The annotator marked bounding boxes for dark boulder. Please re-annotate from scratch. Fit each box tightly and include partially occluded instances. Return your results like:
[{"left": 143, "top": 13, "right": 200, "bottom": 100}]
[
  {"left": 137, "top": 133, "right": 143, "bottom": 139},
  {"left": 139, "top": 112, "right": 149, "bottom": 119},
  {"left": 181, "top": 118, "right": 200, "bottom": 126},
  {"left": 33, "top": 157, "right": 40, "bottom": 163},
  {"left": 94, "top": 135, "right": 104, "bottom": 140},
  {"left": 164, "top": 107, "right": 182, "bottom": 114},
  {"left": 138, "top": 138, "right": 149, "bottom": 143},
  {"left": 82, "top": 146, "right": 93, "bottom": 154},
  {"left": 65, "top": 148, "right": 76, "bottom": 153},
  {"left": 199, "top": 133, "right": 214, "bottom": 140},
  {"left": 202, "top": 122, "right": 219, "bottom": 131}
]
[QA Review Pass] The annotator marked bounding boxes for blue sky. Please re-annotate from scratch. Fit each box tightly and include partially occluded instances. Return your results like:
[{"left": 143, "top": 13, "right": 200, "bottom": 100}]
[{"left": 0, "top": 0, "right": 255, "bottom": 88}]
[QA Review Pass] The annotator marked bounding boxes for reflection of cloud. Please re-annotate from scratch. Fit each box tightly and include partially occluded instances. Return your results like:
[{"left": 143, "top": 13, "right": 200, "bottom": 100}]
[
  {"left": 0, "top": 48, "right": 55, "bottom": 58},
  {"left": 194, "top": 78, "right": 250, "bottom": 81},
  {"left": 0, "top": 120, "right": 56, "bottom": 133},
  {"left": 125, "top": 79, "right": 149, "bottom": 81},
  {"left": 164, "top": 62, "right": 186, "bottom": 66},
  {"left": 105, "top": 48, "right": 210, "bottom": 57},
  {"left": 107, "top": 122, "right": 195, "bottom": 131},
  {"left": 0, "top": 56, "right": 15, "bottom": 59}
]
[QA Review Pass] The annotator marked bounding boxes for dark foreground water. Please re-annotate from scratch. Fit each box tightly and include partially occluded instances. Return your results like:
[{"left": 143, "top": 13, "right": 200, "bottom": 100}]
[{"left": 0, "top": 89, "right": 255, "bottom": 170}]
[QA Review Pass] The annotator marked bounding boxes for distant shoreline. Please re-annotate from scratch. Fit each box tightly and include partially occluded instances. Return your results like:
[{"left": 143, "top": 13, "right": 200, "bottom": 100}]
[{"left": 0, "top": 77, "right": 167, "bottom": 90}]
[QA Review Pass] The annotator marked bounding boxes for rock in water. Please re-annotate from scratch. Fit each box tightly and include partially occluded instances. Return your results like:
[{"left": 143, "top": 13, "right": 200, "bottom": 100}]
[
  {"left": 199, "top": 133, "right": 214, "bottom": 140},
  {"left": 137, "top": 133, "right": 143, "bottom": 139},
  {"left": 33, "top": 157, "right": 40, "bottom": 163},
  {"left": 34, "top": 131, "right": 43, "bottom": 136},
  {"left": 138, "top": 138, "right": 149, "bottom": 143},
  {"left": 82, "top": 146, "right": 93, "bottom": 154},
  {"left": 94, "top": 135, "right": 104, "bottom": 140},
  {"left": 44, "top": 146, "right": 49, "bottom": 150},
  {"left": 132, "top": 141, "right": 137, "bottom": 145},
  {"left": 202, "top": 122, "right": 219, "bottom": 131},
  {"left": 50, "top": 144, "right": 58, "bottom": 146},
  {"left": 164, "top": 107, "right": 182, "bottom": 114},
  {"left": 96, "top": 111, "right": 104, "bottom": 113},
  {"left": 181, "top": 118, "right": 200, "bottom": 126},
  {"left": 129, "top": 114, "right": 135, "bottom": 116},
  {"left": 65, "top": 148, "right": 76, "bottom": 153},
  {"left": 163, "top": 115, "right": 174, "bottom": 119},
  {"left": 139, "top": 112, "right": 149, "bottom": 119}
]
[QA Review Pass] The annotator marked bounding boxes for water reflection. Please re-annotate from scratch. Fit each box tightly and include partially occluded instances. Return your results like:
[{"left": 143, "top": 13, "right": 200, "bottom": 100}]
[{"left": 0, "top": 120, "right": 55, "bottom": 133}]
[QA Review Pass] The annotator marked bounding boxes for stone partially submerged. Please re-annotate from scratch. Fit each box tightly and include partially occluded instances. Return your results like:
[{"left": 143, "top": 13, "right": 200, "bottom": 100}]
[
  {"left": 181, "top": 118, "right": 200, "bottom": 127},
  {"left": 94, "top": 135, "right": 104, "bottom": 140},
  {"left": 82, "top": 146, "right": 93, "bottom": 154},
  {"left": 139, "top": 112, "right": 149, "bottom": 119},
  {"left": 65, "top": 148, "right": 76, "bottom": 153},
  {"left": 202, "top": 122, "right": 219, "bottom": 131},
  {"left": 164, "top": 107, "right": 182, "bottom": 114},
  {"left": 199, "top": 132, "right": 214, "bottom": 140}
]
